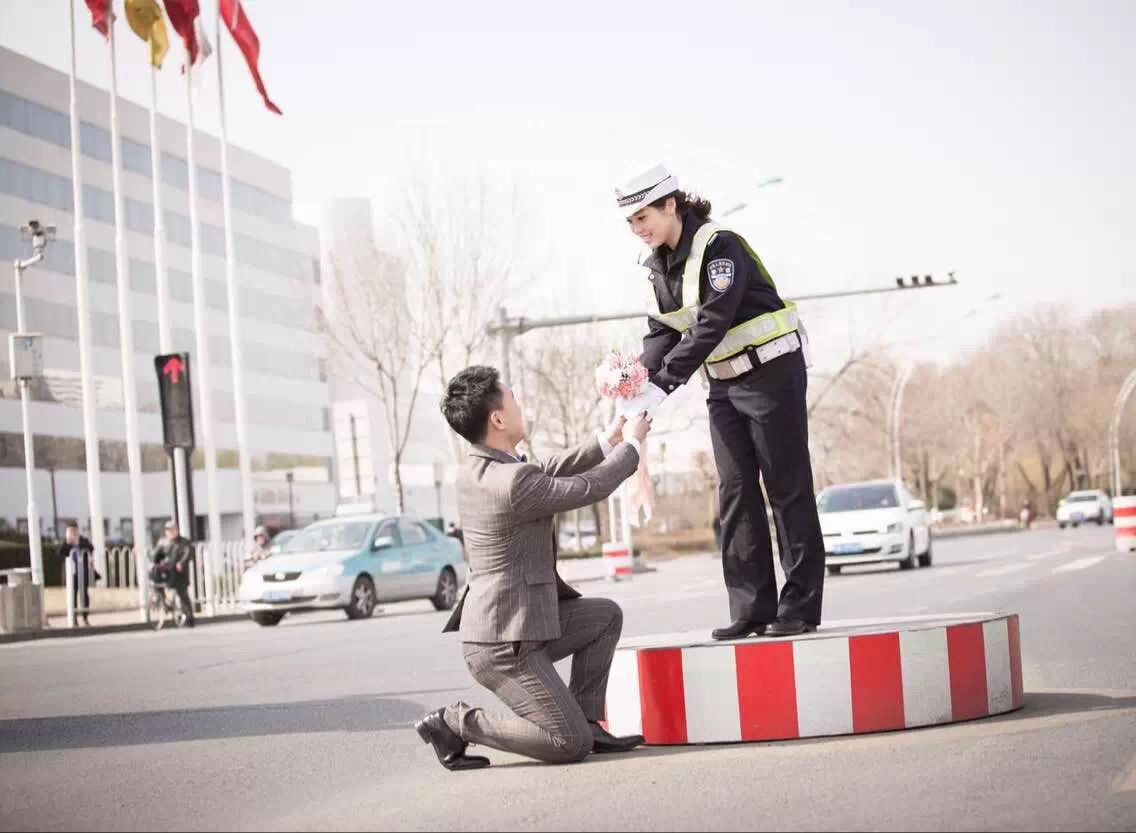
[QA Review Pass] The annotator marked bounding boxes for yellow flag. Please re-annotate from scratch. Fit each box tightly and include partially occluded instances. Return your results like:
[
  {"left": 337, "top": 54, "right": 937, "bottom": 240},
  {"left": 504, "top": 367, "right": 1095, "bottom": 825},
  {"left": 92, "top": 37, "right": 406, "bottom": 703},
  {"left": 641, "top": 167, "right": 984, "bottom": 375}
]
[{"left": 124, "top": 0, "right": 169, "bottom": 68}]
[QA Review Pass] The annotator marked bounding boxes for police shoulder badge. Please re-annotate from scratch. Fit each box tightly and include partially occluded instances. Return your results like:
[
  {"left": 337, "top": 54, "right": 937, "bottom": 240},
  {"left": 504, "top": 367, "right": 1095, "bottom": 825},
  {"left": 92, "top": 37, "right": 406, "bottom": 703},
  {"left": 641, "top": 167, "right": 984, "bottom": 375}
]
[{"left": 707, "top": 258, "right": 735, "bottom": 292}]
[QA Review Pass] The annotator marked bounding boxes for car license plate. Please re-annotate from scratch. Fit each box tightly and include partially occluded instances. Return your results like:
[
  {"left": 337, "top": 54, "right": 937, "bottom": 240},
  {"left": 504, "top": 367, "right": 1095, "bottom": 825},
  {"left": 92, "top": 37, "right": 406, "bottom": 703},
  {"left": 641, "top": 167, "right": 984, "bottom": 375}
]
[
  {"left": 1071, "top": 512, "right": 1084, "bottom": 522},
  {"left": 262, "top": 590, "right": 291, "bottom": 602},
  {"left": 834, "top": 542, "right": 864, "bottom": 555}
]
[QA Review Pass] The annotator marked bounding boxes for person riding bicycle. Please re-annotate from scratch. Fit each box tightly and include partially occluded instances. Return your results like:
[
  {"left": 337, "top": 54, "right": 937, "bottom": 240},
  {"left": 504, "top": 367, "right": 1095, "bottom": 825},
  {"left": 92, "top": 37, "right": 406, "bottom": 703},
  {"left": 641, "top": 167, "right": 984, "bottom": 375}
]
[
  {"left": 244, "top": 525, "right": 273, "bottom": 571},
  {"left": 151, "top": 520, "right": 196, "bottom": 628}
]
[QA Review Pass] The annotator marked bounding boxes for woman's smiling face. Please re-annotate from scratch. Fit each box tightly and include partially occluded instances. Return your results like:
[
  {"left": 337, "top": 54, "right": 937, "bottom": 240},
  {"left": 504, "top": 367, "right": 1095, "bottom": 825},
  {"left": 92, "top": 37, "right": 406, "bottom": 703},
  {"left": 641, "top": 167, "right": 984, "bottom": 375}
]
[{"left": 626, "top": 197, "right": 679, "bottom": 249}]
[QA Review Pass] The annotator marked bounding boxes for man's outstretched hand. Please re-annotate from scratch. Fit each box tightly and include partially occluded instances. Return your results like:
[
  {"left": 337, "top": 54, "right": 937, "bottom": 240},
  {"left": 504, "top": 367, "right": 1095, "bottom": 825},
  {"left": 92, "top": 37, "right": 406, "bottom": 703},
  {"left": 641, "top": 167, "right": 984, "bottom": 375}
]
[{"left": 605, "top": 415, "right": 627, "bottom": 449}]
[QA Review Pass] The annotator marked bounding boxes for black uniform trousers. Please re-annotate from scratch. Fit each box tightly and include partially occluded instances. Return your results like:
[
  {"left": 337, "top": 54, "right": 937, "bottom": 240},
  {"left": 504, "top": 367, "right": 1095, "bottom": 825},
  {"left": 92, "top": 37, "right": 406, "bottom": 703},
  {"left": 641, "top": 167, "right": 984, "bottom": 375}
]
[{"left": 707, "top": 349, "right": 825, "bottom": 625}]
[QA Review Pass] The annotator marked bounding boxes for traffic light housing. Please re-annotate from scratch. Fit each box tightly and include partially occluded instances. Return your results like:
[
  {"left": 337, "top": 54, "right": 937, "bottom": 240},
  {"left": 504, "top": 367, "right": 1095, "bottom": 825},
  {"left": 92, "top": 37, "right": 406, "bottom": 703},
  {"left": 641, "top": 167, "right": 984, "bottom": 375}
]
[{"left": 154, "top": 352, "right": 195, "bottom": 449}]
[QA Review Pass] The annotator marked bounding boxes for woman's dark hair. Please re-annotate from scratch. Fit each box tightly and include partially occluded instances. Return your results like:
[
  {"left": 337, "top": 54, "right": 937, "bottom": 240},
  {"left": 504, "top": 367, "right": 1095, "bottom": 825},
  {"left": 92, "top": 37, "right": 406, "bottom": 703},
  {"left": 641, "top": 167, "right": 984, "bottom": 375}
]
[
  {"left": 649, "top": 189, "right": 712, "bottom": 220},
  {"left": 441, "top": 365, "right": 504, "bottom": 444}
]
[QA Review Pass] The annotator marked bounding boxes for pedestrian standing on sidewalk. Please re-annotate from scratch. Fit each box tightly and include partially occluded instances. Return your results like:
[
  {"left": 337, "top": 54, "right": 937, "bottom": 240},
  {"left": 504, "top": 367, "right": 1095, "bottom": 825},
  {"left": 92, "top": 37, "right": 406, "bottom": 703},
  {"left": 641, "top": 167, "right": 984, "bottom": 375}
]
[{"left": 57, "top": 523, "right": 98, "bottom": 626}]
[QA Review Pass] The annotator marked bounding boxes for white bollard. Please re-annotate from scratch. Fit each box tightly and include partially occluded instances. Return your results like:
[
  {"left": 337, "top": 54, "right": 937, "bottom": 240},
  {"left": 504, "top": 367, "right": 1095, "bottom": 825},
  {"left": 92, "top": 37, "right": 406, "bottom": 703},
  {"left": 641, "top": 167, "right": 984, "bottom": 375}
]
[
  {"left": 1115, "top": 495, "right": 1136, "bottom": 552},
  {"left": 65, "top": 556, "right": 76, "bottom": 628},
  {"left": 603, "top": 542, "right": 634, "bottom": 581}
]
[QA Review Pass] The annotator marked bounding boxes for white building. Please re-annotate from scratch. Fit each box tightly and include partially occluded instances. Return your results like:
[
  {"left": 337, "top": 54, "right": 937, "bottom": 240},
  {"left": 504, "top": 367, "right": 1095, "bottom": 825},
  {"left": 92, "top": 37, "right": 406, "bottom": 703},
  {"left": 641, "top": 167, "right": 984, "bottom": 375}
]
[{"left": 0, "top": 46, "right": 335, "bottom": 544}]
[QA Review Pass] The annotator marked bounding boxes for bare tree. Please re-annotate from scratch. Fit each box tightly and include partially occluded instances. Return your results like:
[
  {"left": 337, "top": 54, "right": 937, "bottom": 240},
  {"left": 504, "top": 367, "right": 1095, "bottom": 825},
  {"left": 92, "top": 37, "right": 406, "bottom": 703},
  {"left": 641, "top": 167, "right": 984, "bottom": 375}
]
[
  {"left": 399, "top": 169, "right": 541, "bottom": 464},
  {"left": 516, "top": 325, "right": 613, "bottom": 548},
  {"left": 318, "top": 241, "right": 444, "bottom": 513}
]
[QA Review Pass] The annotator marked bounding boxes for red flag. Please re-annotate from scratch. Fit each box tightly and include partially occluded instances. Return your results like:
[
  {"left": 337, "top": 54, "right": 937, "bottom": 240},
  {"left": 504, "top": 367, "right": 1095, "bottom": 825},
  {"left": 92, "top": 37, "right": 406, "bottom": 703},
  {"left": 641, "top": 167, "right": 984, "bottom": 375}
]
[
  {"left": 219, "top": 0, "right": 282, "bottom": 115},
  {"left": 84, "top": 0, "right": 112, "bottom": 38},
  {"left": 163, "top": 0, "right": 202, "bottom": 65}
]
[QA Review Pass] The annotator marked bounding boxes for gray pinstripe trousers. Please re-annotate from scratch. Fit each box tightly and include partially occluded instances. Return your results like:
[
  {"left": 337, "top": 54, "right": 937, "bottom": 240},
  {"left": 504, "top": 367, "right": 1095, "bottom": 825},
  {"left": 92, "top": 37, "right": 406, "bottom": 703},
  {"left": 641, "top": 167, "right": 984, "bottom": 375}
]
[{"left": 444, "top": 597, "right": 623, "bottom": 764}]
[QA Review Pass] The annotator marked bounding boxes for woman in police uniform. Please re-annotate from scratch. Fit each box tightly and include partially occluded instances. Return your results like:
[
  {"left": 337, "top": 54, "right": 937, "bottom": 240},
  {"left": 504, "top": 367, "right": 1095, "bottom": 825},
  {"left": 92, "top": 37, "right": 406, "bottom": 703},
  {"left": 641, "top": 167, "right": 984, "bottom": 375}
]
[{"left": 615, "top": 164, "right": 825, "bottom": 639}]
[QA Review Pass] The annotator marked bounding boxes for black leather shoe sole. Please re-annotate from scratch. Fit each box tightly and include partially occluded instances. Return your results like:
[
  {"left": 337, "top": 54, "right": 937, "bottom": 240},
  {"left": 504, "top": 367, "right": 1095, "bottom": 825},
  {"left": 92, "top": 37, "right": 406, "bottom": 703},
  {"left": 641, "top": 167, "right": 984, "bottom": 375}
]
[
  {"left": 439, "top": 753, "right": 491, "bottom": 771},
  {"left": 766, "top": 622, "right": 817, "bottom": 637},
  {"left": 592, "top": 734, "right": 645, "bottom": 754},
  {"left": 415, "top": 718, "right": 491, "bottom": 771},
  {"left": 711, "top": 623, "right": 768, "bottom": 641}
]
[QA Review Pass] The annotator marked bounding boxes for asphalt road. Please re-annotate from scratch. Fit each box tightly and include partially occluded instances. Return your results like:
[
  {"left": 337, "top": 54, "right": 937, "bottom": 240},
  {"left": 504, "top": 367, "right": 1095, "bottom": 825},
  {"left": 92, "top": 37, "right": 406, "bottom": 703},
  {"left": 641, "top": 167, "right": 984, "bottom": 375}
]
[{"left": 1, "top": 525, "right": 1133, "bottom": 831}]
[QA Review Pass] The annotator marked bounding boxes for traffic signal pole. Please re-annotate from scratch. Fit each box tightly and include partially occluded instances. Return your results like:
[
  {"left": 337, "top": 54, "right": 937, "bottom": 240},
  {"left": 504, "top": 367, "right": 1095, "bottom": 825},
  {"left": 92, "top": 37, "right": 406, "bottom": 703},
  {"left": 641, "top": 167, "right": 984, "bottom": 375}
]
[{"left": 489, "top": 274, "right": 960, "bottom": 386}]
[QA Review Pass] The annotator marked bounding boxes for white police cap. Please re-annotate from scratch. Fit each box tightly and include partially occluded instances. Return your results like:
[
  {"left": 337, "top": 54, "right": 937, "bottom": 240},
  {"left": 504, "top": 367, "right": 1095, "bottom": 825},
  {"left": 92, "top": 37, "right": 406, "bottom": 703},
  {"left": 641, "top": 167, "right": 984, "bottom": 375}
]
[{"left": 614, "top": 164, "right": 679, "bottom": 218}]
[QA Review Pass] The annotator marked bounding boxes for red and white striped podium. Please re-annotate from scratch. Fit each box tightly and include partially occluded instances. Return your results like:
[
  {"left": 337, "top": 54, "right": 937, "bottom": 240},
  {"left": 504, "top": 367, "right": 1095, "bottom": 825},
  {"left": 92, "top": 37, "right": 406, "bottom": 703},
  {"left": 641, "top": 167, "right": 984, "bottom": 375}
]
[
  {"left": 1115, "top": 496, "right": 1136, "bottom": 552},
  {"left": 605, "top": 613, "right": 1022, "bottom": 744},
  {"left": 602, "top": 543, "right": 634, "bottom": 581}
]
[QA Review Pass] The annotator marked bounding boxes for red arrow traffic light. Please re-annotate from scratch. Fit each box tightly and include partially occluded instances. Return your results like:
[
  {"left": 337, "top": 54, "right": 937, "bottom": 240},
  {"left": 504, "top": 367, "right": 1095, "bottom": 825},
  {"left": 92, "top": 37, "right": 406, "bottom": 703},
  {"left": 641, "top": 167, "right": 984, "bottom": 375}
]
[
  {"left": 162, "top": 356, "right": 185, "bottom": 385},
  {"left": 154, "top": 353, "right": 194, "bottom": 449}
]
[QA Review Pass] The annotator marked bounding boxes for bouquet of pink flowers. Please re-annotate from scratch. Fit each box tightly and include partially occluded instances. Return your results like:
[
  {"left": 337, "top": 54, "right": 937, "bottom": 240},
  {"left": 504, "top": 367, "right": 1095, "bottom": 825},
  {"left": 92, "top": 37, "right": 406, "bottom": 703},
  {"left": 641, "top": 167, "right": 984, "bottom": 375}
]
[
  {"left": 594, "top": 351, "right": 649, "bottom": 401},
  {"left": 594, "top": 351, "right": 653, "bottom": 527}
]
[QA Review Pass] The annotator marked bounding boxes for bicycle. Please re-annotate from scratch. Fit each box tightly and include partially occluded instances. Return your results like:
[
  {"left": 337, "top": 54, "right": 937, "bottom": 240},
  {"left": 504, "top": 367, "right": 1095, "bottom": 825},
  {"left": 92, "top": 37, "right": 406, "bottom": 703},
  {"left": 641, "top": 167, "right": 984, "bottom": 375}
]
[{"left": 147, "top": 569, "right": 189, "bottom": 631}]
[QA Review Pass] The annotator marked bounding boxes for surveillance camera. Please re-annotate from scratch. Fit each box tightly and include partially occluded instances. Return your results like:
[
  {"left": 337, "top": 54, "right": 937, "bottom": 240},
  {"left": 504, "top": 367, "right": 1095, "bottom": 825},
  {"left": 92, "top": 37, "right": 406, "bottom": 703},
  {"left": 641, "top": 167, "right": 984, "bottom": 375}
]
[{"left": 20, "top": 220, "right": 55, "bottom": 244}]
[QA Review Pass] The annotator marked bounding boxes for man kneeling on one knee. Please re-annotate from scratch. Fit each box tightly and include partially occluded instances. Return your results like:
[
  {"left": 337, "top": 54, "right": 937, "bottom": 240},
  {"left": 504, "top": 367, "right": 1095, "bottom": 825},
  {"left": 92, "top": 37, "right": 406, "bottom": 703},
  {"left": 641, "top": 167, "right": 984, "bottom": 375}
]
[{"left": 416, "top": 365, "right": 650, "bottom": 770}]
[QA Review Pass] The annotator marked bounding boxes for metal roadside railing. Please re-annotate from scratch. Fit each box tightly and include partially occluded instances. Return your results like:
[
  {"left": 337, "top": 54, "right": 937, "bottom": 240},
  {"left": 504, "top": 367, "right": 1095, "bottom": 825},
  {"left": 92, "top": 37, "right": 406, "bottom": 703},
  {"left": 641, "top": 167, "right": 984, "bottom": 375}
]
[{"left": 62, "top": 541, "right": 250, "bottom": 627}]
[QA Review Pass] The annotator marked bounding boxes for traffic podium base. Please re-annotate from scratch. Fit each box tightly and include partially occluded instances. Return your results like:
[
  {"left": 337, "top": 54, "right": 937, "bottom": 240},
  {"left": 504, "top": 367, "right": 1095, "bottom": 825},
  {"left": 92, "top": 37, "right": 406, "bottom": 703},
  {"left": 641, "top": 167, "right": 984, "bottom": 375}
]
[
  {"left": 1114, "top": 496, "right": 1136, "bottom": 551},
  {"left": 605, "top": 613, "right": 1023, "bottom": 745},
  {"left": 602, "top": 543, "right": 634, "bottom": 581}
]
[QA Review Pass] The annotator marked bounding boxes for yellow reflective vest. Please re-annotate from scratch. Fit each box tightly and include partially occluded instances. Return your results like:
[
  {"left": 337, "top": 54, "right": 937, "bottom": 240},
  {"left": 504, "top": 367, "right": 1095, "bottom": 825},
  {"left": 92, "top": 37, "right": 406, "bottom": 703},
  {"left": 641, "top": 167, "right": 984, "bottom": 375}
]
[{"left": 647, "top": 222, "right": 800, "bottom": 365}]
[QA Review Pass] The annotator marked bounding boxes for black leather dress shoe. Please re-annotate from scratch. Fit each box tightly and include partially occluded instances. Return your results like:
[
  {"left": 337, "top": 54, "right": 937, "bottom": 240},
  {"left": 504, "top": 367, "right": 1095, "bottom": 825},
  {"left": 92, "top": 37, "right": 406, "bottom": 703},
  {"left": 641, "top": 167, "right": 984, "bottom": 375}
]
[
  {"left": 414, "top": 709, "right": 490, "bottom": 771},
  {"left": 588, "top": 721, "right": 645, "bottom": 753},
  {"left": 766, "top": 619, "right": 817, "bottom": 637},
  {"left": 711, "top": 619, "right": 767, "bottom": 640}
]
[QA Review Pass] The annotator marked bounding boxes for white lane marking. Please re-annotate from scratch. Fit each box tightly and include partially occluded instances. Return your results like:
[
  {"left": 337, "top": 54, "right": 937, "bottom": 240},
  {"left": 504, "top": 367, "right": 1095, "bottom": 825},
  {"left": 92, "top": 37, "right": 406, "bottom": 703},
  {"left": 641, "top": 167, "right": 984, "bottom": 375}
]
[
  {"left": 1115, "top": 751, "right": 1136, "bottom": 793},
  {"left": 1052, "top": 555, "right": 1107, "bottom": 574},
  {"left": 1026, "top": 548, "right": 1070, "bottom": 561},
  {"left": 975, "top": 562, "right": 1033, "bottom": 578}
]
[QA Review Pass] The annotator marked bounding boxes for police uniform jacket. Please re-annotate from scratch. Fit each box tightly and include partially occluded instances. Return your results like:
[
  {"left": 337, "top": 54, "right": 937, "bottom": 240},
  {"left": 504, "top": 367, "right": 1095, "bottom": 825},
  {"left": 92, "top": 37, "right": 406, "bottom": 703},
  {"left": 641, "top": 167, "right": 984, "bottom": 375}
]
[{"left": 640, "top": 210, "right": 787, "bottom": 392}]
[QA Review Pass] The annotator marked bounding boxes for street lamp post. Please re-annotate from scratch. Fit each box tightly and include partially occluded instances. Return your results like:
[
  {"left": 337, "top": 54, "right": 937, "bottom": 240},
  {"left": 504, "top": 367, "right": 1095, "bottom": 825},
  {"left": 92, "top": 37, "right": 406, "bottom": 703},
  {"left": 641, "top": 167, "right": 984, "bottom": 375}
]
[
  {"left": 889, "top": 292, "right": 1005, "bottom": 485},
  {"left": 721, "top": 176, "right": 784, "bottom": 218},
  {"left": 889, "top": 363, "right": 916, "bottom": 483},
  {"left": 1110, "top": 368, "right": 1136, "bottom": 497},
  {"left": 285, "top": 472, "right": 295, "bottom": 529},
  {"left": 433, "top": 461, "right": 444, "bottom": 522},
  {"left": 11, "top": 220, "right": 55, "bottom": 587}
]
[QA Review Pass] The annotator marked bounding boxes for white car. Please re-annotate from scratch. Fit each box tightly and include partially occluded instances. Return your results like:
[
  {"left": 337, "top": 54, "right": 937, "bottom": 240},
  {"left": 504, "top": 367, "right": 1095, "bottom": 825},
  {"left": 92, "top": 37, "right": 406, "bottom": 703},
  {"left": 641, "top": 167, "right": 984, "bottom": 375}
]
[
  {"left": 1056, "top": 490, "right": 1113, "bottom": 528},
  {"left": 817, "top": 480, "right": 932, "bottom": 575}
]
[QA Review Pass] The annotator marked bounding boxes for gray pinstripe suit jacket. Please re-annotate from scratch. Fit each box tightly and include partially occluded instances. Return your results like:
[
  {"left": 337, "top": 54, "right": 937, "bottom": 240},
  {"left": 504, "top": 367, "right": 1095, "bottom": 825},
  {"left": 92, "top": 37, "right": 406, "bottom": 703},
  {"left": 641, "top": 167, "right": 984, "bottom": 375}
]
[{"left": 442, "top": 438, "right": 640, "bottom": 642}]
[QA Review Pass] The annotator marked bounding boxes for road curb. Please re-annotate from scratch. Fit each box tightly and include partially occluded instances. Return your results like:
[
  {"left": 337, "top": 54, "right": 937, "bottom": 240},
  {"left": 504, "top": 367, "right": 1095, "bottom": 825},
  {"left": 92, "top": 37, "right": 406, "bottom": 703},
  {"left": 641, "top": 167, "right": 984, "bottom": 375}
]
[
  {"left": 0, "top": 612, "right": 248, "bottom": 644},
  {"left": 932, "top": 521, "right": 1024, "bottom": 539}
]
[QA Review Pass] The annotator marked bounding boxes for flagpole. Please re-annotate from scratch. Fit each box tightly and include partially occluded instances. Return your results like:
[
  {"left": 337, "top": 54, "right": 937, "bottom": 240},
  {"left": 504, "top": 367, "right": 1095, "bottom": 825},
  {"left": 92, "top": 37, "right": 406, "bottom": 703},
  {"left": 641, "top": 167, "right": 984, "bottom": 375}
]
[
  {"left": 148, "top": 60, "right": 192, "bottom": 545},
  {"left": 216, "top": 2, "right": 256, "bottom": 545},
  {"left": 149, "top": 70, "right": 172, "bottom": 352},
  {"left": 107, "top": 13, "right": 150, "bottom": 622},
  {"left": 68, "top": 0, "right": 108, "bottom": 581},
  {"left": 185, "top": 59, "right": 220, "bottom": 616}
]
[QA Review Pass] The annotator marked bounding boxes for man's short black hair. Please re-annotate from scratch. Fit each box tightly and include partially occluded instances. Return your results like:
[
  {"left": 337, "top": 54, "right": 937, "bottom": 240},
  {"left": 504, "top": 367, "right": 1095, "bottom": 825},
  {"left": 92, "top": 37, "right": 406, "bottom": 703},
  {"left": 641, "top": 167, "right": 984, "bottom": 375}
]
[
  {"left": 442, "top": 366, "right": 503, "bottom": 444},
  {"left": 65, "top": 522, "right": 79, "bottom": 531}
]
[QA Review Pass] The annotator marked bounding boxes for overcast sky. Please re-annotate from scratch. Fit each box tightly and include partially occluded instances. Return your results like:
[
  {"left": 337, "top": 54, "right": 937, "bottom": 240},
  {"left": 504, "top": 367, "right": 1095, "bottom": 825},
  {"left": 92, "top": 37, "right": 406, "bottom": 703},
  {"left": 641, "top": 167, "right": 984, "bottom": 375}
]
[{"left": 2, "top": 0, "right": 1134, "bottom": 370}]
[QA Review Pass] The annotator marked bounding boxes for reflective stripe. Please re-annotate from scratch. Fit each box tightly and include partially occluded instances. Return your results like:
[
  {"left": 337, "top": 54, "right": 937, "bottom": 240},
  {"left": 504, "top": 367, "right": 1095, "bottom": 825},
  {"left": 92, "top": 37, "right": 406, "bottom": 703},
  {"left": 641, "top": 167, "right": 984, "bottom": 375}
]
[{"left": 646, "top": 222, "right": 800, "bottom": 364}]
